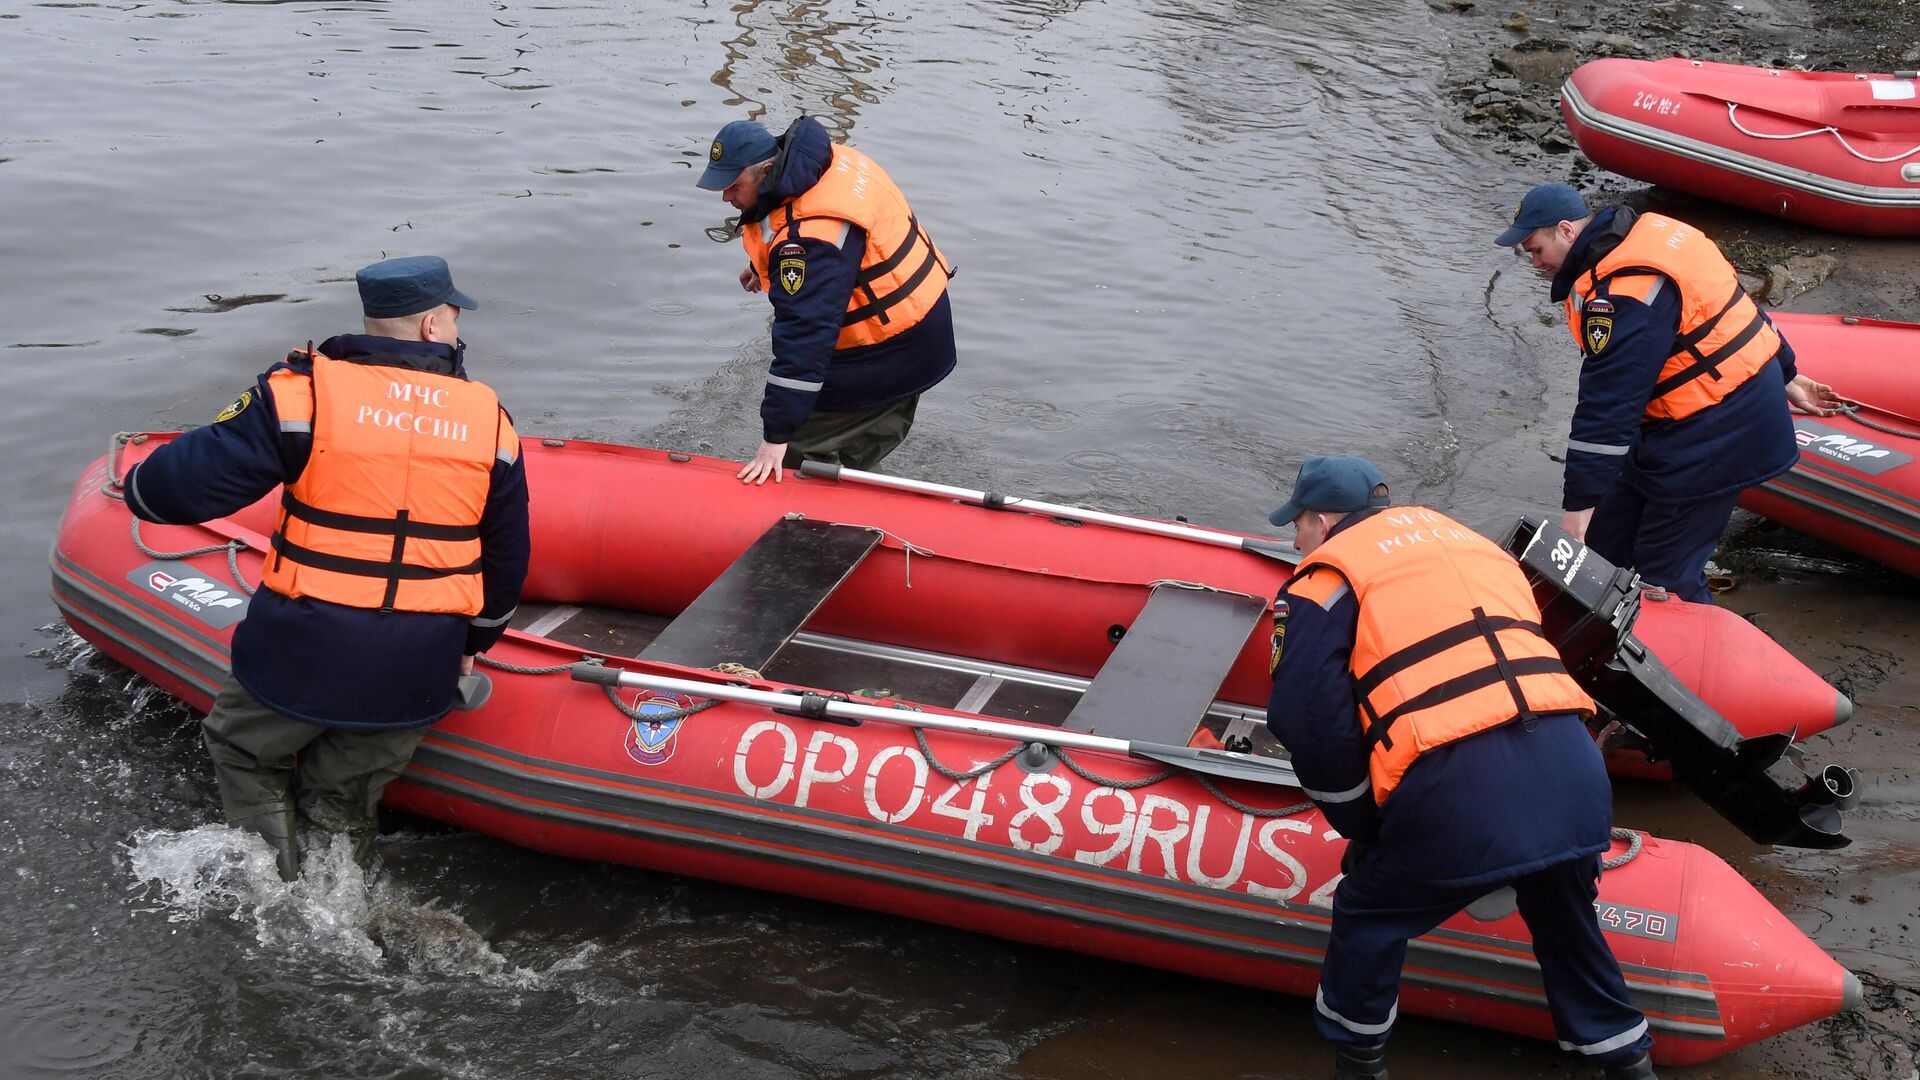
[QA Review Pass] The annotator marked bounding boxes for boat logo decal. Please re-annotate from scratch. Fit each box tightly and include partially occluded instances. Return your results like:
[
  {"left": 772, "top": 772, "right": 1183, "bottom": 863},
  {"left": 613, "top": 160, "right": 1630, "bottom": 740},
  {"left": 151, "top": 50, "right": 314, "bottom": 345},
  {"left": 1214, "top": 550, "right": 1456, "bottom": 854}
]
[
  {"left": 624, "top": 690, "right": 695, "bottom": 766},
  {"left": 126, "top": 560, "right": 250, "bottom": 629},
  {"left": 1793, "top": 419, "right": 1914, "bottom": 475},
  {"left": 1594, "top": 900, "right": 1677, "bottom": 942},
  {"left": 1583, "top": 314, "right": 1613, "bottom": 355},
  {"left": 213, "top": 389, "right": 252, "bottom": 424}
]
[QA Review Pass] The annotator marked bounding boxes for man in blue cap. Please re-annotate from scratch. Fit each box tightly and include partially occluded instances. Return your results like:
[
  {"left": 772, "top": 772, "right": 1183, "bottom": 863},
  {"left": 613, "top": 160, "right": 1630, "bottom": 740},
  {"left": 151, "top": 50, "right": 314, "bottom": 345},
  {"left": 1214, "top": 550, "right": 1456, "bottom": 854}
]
[
  {"left": 1265, "top": 455, "right": 1656, "bottom": 1080},
  {"left": 1497, "top": 183, "right": 1842, "bottom": 601},
  {"left": 697, "top": 117, "right": 956, "bottom": 484},
  {"left": 122, "top": 255, "right": 530, "bottom": 880}
]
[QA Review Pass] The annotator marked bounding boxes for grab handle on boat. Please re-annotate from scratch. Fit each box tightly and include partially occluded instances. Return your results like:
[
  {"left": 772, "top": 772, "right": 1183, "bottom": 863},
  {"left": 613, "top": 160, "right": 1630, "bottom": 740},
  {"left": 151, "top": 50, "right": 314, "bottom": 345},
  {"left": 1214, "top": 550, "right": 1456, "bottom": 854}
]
[
  {"left": 567, "top": 663, "right": 1304, "bottom": 790},
  {"left": 798, "top": 462, "right": 1301, "bottom": 564}
]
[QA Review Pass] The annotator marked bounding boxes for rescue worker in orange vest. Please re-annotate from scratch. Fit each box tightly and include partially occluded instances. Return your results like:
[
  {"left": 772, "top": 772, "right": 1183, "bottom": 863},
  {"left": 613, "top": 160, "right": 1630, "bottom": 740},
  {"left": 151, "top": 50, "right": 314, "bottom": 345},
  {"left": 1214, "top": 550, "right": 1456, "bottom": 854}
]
[
  {"left": 1499, "top": 184, "right": 1843, "bottom": 601},
  {"left": 1265, "top": 456, "right": 1655, "bottom": 1080},
  {"left": 697, "top": 117, "right": 957, "bottom": 484},
  {"left": 122, "top": 256, "right": 531, "bottom": 881}
]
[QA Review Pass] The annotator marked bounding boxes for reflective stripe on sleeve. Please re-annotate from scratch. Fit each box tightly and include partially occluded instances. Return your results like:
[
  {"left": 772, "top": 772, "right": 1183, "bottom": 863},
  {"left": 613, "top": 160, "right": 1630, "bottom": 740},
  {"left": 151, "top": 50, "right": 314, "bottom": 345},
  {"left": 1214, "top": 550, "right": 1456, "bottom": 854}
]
[
  {"left": 1567, "top": 439, "right": 1630, "bottom": 456},
  {"left": 495, "top": 448, "right": 516, "bottom": 465},
  {"left": 1559, "top": 1019, "right": 1649, "bottom": 1056},
  {"left": 1316, "top": 987, "right": 1397, "bottom": 1036},
  {"left": 1317, "top": 582, "right": 1351, "bottom": 611},
  {"left": 1303, "top": 777, "right": 1373, "bottom": 804},
  {"left": 470, "top": 607, "right": 515, "bottom": 629},
  {"left": 279, "top": 420, "right": 313, "bottom": 433},
  {"left": 125, "top": 465, "right": 161, "bottom": 522},
  {"left": 767, "top": 374, "right": 825, "bottom": 393}
]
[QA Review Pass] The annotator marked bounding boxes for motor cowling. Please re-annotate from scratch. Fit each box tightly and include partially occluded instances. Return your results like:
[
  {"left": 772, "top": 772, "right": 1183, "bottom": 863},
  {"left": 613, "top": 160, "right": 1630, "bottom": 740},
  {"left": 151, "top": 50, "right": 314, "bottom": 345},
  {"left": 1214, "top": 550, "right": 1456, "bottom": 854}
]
[{"left": 1503, "top": 517, "right": 1856, "bottom": 849}]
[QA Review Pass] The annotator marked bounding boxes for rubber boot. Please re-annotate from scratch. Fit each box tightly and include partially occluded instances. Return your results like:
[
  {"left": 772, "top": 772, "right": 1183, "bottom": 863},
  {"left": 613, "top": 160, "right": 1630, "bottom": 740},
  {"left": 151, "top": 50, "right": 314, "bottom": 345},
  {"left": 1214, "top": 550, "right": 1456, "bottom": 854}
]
[
  {"left": 1602, "top": 1051, "right": 1657, "bottom": 1080},
  {"left": 1333, "top": 1043, "right": 1388, "bottom": 1080},
  {"left": 231, "top": 800, "right": 301, "bottom": 883}
]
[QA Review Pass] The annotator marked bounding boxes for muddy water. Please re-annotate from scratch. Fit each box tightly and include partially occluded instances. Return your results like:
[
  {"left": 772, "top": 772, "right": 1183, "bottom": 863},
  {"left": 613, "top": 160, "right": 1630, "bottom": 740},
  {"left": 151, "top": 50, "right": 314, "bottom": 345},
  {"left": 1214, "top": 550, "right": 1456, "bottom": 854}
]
[{"left": 2, "top": 1, "right": 1914, "bottom": 1077}]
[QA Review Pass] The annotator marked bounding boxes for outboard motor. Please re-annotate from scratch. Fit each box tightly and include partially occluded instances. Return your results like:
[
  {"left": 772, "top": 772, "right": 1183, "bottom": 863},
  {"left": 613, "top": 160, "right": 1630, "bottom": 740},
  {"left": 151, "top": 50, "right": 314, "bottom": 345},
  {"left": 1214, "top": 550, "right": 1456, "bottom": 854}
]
[{"left": 1503, "top": 517, "right": 1860, "bottom": 849}]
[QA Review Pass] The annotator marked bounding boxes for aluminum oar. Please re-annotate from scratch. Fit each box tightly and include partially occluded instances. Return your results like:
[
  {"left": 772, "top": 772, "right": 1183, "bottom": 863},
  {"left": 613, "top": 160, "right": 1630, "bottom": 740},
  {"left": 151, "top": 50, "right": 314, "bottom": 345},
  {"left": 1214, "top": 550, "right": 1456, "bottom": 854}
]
[
  {"left": 798, "top": 461, "right": 1300, "bottom": 564},
  {"left": 570, "top": 663, "right": 1301, "bottom": 789}
]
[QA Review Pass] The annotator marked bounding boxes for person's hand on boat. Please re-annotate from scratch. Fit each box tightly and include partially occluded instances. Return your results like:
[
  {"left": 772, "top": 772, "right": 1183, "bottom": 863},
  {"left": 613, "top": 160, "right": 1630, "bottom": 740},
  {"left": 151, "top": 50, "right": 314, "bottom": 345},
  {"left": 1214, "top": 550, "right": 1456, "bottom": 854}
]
[
  {"left": 1785, "top": 374, "right": 1845, "bottom": 417},
  {"left": 738, "top": 440, "right": 787, "bottom": 484},
  {"left": 1560, "top": 506, "right": 1594, "bottom": 542},
  {"left": 739, "top": 265, "right": 761, "bottom": 293}
]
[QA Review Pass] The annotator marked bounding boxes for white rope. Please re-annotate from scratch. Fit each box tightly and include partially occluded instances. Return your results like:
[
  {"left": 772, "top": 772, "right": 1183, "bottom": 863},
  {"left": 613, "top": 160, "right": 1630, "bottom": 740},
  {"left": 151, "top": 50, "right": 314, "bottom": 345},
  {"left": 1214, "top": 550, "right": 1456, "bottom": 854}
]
[
  {"left": 1726, "top": 102, "right": 1920, "bottom": 164},
  {"left": 784, "top": 511, "right": 939, "bottom": 589}
]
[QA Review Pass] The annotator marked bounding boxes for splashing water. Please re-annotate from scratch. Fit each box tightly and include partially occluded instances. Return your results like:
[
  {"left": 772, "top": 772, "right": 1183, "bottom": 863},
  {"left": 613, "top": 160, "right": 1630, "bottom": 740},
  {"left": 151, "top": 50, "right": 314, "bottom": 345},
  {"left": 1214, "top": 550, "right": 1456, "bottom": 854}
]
[{"left": 125, "top": 824, "right": 543, "bottom": 986}]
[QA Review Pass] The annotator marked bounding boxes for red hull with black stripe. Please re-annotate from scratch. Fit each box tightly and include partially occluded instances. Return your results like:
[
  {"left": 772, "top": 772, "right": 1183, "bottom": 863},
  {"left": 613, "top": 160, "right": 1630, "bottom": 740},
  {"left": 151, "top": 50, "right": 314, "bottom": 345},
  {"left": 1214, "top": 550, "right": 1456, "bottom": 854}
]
[
  {"left": 52, "top": 436, "right": 1858, "bottom": 1065},
  {"left": 1742, "top": 313, "right": 1920, "bottom": 578}
]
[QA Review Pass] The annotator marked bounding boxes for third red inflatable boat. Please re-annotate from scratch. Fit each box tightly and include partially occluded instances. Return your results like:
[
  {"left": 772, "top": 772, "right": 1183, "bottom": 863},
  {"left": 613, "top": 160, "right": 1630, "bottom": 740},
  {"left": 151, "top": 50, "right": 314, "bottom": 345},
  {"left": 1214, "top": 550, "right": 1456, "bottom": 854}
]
[{"left": 1563, "top": 57, "right": 1920, "bottom": 235}]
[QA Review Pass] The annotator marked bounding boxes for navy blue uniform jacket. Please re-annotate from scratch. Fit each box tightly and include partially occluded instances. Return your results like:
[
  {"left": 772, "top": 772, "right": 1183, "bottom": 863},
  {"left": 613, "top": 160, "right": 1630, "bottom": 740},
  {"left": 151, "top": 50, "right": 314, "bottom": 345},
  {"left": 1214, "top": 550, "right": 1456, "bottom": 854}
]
[
  {"left": 740, "top": 116, "right": 957, "bottom": 443},
  {"left": 123, "top": 335, "right": 532, "bottom": 731},
  {"left": 1265, "top": 509, "right": 1613, "bottom": 890},
  {"left": 1553, "top": 207, "right": 1799, "bottom": 512}
]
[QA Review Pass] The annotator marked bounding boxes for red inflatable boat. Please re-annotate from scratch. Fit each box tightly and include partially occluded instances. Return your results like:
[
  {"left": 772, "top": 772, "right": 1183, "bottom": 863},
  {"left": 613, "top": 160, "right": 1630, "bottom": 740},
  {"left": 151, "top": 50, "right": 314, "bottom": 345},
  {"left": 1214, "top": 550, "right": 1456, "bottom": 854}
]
[
  {"left": 53, "top": 436, "right": 1860, "bottom": 1064},
  {"left": 1562, "top": 58, "right": 1920, "bottom": 236},
  {"left": 1741, "top": 312, "right": 1920, "bottom": 577}
]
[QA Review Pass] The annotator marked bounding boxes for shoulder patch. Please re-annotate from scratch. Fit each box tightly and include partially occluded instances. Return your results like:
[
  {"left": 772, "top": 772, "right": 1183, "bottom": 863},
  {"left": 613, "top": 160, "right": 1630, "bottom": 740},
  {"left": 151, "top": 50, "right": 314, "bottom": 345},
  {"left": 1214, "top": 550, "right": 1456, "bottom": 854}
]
[
  {"left": 213, "top": 389, "right": 252, "bottom": 424},
  {"left": 777, "top": 254, "right": 807, "bottom": 296},
  {"left": 1584, "top": 313, "right": 1614, "bottom": 355},
  {"left": 1582, "top": 296, "right": 1615, "bottom": 315},
  {"left": 775, "top": 241, "right": 807, "bottom": 257}
]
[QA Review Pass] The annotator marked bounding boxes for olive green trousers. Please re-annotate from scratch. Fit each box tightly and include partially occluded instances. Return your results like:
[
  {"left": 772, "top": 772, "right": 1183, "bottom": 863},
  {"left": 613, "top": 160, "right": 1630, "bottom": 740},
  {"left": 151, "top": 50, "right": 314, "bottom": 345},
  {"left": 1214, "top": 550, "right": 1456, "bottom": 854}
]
[
  {"left": 780, "top": 394, "right": 920, "bottom": 471},
  {"left": 200, "top": 674, "right": 425, "bottom": 880}
]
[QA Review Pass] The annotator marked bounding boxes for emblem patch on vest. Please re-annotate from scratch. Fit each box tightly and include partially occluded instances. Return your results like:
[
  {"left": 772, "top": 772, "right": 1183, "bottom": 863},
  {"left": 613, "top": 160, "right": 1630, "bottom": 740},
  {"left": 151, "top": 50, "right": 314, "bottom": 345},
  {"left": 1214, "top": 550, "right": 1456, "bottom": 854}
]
[
  {"left": 1584, "top": 315, "right": 1613, "bottom": 354},
  {"left": 778, "top": 256, "right": 806, "bottom": 295},
  {"left": 1268, "top": 597, "right": 1290, "bottom": 674},
  {"left": 213, "top": 389, "right": 252, "bottom": 424}
]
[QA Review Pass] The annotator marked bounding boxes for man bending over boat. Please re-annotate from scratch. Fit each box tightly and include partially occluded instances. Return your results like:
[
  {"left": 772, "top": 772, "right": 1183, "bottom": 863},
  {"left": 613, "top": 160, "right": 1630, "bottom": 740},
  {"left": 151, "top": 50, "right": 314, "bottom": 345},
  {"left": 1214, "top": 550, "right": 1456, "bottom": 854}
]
[
  {"left": 697, "top": 117, "right": 957, "bottom": 484},
  {"left": 1266, "top": 455, "right": 1656, "bottom": 1080},
  {"left": 121, "top": 256, "right": 531, "bottom": 881},
  {"left": 1498, "top": 183, "right": 1843, "bottom": 601}
]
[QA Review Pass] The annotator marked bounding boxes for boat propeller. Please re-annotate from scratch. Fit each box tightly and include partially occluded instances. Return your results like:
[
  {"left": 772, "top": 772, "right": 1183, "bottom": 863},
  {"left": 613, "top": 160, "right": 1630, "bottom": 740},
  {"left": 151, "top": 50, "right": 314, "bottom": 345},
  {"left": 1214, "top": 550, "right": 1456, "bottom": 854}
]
[{"left": 1505, "top": 517, "right": 1860, "bottom": 850}]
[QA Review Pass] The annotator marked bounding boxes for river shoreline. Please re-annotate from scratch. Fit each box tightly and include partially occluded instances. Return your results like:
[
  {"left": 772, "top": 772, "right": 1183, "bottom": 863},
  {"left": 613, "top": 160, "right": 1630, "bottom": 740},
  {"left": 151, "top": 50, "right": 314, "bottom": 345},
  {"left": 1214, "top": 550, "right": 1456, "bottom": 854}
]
[{"left": 1438, "top": 3, "right": 1920, "bottom": 1076}]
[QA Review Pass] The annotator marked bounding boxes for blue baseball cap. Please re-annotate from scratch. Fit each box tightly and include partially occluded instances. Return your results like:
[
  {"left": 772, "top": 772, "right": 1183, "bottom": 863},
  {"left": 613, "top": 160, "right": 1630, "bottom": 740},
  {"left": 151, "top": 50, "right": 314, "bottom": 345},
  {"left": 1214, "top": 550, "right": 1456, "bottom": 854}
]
[
  {"left": 1269, "top": 455, "right": 1391, "bottom": 526},
  {"left": 697, "top": 120, "right": 779, "bottom": 191},
  {"left": 355, "top": 256, "right": 477, "bottom": 319},
  {"left": 1494, "top": 183, "right": 1592, "bottom": 246}
]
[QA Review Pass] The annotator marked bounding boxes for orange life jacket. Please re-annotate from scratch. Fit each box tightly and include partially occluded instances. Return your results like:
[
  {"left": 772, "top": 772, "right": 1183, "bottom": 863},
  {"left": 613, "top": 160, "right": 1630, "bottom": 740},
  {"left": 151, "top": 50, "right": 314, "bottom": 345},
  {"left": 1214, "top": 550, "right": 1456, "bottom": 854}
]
[
  {"left": 1563, "top": 212, "right": 1780, "bottom": 423},
  {"left": 741, "top": 143, "right": 951, "bottom": 351},
  {"left": 262, "top": 353, "right": 518, "bottom": 615},
  {"left": 1288, "top": 508, "right": 1594, "bottom": 803}
]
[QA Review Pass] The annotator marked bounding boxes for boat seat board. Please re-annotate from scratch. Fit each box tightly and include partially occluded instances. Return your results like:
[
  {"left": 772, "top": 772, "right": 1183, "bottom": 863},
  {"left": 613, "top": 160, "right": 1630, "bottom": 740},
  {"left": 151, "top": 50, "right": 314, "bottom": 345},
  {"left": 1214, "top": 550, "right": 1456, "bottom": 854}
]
[
  {"left": 1062, "top": 586, "right": 1268, "bottom": 744},
  {"left": 641, "top": 518, "right": 883, "bottom": 672}
]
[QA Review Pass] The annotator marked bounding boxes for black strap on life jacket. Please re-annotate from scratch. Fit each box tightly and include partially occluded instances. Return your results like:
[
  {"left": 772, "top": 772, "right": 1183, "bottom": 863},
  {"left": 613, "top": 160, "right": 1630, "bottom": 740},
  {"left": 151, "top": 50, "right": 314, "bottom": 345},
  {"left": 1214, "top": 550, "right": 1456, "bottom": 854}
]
[
  {"left": 842, "top": 215, "right": 944, "bottom": 329},
  {"left": 1357, "top": 608, "right": 1560, "bottom": 750},
  {"left": 1587, "top": 267, "right": 1769, "bottom": 400},
  {"left": 271, "top": 491, "right": 482, "bottom": 612}
]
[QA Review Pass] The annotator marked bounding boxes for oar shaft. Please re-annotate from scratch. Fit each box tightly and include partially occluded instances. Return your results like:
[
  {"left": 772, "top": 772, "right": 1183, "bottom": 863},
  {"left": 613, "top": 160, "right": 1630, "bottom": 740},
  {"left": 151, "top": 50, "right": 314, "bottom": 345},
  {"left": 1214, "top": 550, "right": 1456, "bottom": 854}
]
[
  {"left": 572, "top": 665, "right": 1302, "bottom": 789},
  {"left": 577, "top": 665, "right": 1130, "bottom": 754},
  {"left": 801, "top": 462, "right": 1297, "bottom": 560}
]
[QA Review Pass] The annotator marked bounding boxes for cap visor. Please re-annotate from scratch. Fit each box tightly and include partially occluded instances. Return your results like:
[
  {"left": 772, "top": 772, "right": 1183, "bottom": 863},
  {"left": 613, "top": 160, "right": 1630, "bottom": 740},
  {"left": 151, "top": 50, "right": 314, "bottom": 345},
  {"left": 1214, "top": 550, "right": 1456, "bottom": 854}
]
[
  {"left": 1268, "top": 499, "right": 1304, "bottom": 528},
  {"left": 695, "top": 163, "right": 739, "bottom": 191},
  {"left": 445, "top": 286, "right": 478, "bottom": 311},
  {"left": 1494, "top": 223, "right": 1533, "bottom": 247}
]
